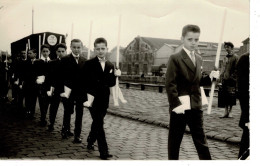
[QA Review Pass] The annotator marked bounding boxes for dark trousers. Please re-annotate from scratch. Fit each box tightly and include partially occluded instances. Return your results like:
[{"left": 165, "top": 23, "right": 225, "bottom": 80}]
[
  {"left": 62, "top": 96, "right": 83, "bottom": 137},
  {"left": 12, "top": 83, "right": 19, "bottom": 102},
  {"left": 24, "top": 85, "right": 37, "bottom": 117},
  {"left": 38, "top": 85, "right": 50, "bottom": 122},
  {"left": 238, "top": 95, "right": 250, "bottom": 159},
  {"left": 87, "top": 106, "right": 108, "bottom": 154},
  {"left": 17, "top": 87, "right": 25, "bottom": 112},
  {"left": 238, "top": 128, "right": 249, "bottom": 159},
  {"left": 49, "top": 92, "right": 61, "bottom": 126},
  {"left": 168, "top": 109, "right": 211, "bottom": 160}
]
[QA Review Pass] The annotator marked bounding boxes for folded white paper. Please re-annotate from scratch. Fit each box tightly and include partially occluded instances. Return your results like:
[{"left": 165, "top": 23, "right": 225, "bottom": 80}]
[
  {"left": 83, "top": 94, "right": 95, "bottom": 107},
  {"left": 64, "top": 86, "right": 71, "bottom": 98},
  {"left": 36, "top": 75, "right": 45, "bottom": 84},
  {"left": 178, "top": 95, "right": 191, "bottom": 110},
  {"left": 200, "top": 87, "right": 208, "bottom": 106},
  {"left": 87, "top": 94, "right": 94, "bottom": 104}
]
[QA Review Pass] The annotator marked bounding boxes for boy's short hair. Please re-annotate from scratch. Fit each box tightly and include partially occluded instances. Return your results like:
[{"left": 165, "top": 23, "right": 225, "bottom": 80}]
[
  {"left": 94, "top": 37, "right": 107, "bottom": 47},
  {"left": 41, "top": 44, "right": 50, "bottom": 51},
  {"left": 28, "top": 48, "right": 37, "bottom": 54},
  {"left": 70, "top": 39, "right": 83, "bottom": 45},
  {"left": 55, "top": 43, "right": 67, "bottom": 51},
  {"left": 182, "top": 25, "right": 200, "bottom": 37},
  {"left": 224, "top": 42, "right": 234, "bottom": 48}
]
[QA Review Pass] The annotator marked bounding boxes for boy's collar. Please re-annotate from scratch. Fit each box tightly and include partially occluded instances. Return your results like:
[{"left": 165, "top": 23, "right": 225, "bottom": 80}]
[
  {"left": 40, "top": 56, "right": 50, "bottom": 61},
  {"left": 72, "top": 52, "right": 79, "bottom": 57},
  {"left": 183, "top": 46, "right": 193, "bottom": 55}
]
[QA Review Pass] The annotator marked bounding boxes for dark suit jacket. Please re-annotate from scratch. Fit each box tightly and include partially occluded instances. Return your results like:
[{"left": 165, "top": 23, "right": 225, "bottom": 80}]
[
  {"left": 236, "top": 53, "right": 249, "bottom": 128},
  {"left": 23, "top": 59, "right": 37, "bottom": 90},
  {"left": 60, "top": 53, "right": 87, "bottom": 98},
  {"left": 33, "top": 59, "right": 51, "bottom": 91},
  {"left": 166, "top": 49, "right": 204, "bottom": 113},
  {"left": 49, "top": 58, "right": 64, "bottom": 94},
  {"left": 82, "top": 56, "right": 116, "bottom": 109}
]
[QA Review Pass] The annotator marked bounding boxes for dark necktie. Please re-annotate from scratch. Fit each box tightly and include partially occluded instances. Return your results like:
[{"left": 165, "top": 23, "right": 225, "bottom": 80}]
[{"left": 74, "top": 56, "right": 79, "bottom": 64}]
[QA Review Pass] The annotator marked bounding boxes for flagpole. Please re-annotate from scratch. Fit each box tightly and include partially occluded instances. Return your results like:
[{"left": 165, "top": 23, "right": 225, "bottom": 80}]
[
  {"left": 71, "top": 23, "right": 74, "bottom": 40},
  {"left": 28, "top": 39, "right": 31, "bottom": 50},
  {"left": 207, "top": 8, "right": 227, "bottom": 114},
  {"left": 42, "top": 33, "right": 46, "bottom": 45},
  {"left": 59, "top": 36, "right": 62, "bottom": 44},
  {"left": 32, "top": 6, "right": 34, "bottom": 34},
  {"left": 115, "top": 15, "right": 122, "bottom": 106},
  {"left": 39, "top": 35, "right": 41, "bottom": 59},
  {"left": 87, "top": 21, "right": 93, "bottom": 60}
]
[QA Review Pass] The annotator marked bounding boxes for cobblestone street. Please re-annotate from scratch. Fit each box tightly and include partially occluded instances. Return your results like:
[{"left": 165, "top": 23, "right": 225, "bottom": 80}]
[{"left": 0, "top": 88, "right": 240, "bottom": 160}]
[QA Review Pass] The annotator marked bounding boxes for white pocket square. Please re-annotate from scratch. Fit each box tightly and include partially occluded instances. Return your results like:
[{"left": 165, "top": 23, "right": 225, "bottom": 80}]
[{"left": 110, "top": 69, "right": 113, "bottom": 73}]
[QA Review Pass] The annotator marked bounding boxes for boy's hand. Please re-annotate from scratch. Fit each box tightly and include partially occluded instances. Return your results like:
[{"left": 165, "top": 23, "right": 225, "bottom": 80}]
[
  {"left": 210, "top": 70, "right": 220, "bottom": 80},
  {"left": 114, "top": 69, "right": 121, "bottom": 76}
]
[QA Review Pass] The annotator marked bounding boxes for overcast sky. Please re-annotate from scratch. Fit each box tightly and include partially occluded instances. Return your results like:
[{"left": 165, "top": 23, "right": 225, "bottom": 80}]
[{"left": 0, "top": 0, "right": 249, "bottom": 53}]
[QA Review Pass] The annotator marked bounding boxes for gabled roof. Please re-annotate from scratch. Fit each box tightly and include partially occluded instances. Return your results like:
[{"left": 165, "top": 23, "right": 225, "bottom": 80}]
[{"left": 140, "top": 37, "right": 181, "bottom": 50}]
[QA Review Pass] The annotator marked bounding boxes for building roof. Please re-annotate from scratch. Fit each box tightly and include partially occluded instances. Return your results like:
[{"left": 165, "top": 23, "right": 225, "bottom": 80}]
[
  {"left": 140, "top": 37, "right": 181, "bottom": 50},
  {"left": 137, "top": 36, "right": 226, "bottom": 50}
]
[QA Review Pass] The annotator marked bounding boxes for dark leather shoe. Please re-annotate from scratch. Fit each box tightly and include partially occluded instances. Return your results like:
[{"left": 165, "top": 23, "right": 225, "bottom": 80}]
[
  {"left": 73, "top": 137, "right": 82, "bottom": 143},
  {"left": 67, "top": 131, "right": 74, "bottom": 137},
  {"left": 39, "top": 120, "right": 47, "bottom": 127},
  {"left": 100, "top": 153, "right": 113, "bottom": 160},
  {"left": 61, "top": 132, "right": 68, "bottom": 139},
  {"left": 48, "top": 125, "right": 54, "bottom": 132},
  {"left": 87, "top": 144, "right": 94, "bottom": 150}
]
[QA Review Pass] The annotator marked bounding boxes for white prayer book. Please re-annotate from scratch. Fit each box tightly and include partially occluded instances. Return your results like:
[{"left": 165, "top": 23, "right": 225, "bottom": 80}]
[{"left": 178, "top": 95, "right": 191, "bottom": 110}]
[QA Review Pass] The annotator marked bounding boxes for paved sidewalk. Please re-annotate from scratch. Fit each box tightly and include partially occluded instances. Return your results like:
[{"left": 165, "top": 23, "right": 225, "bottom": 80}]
[{"left": 108, "top": 87, "right": 243, "bottom": 144}]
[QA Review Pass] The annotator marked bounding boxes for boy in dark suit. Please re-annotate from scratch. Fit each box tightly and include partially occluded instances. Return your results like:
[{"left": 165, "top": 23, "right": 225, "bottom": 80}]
[
  {"left": 165, "top": 25, "right": 219, "bottom": 160},
  {"left": 15, "top": 50, "right": 27, "bottom": 114},
  {"left": 60, "top": 39, "right": 87, "bottom": 142},
  {"left": 23, "top": 49, "right": 38, "bottom": 119},
  {"left": 47, "top": 43, "right": 67, "bottom": 131},
  {"left": 34, "top": 44, "right": 51, "bottom": 126},
  {"left": 82, "top": 37, "right": 121, "bottom": 160}
]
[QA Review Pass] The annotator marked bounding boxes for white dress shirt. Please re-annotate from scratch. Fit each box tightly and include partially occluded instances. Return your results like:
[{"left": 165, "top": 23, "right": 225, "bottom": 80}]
[{"left": 98, "top": 57, "right": 106, "bottom": 71}]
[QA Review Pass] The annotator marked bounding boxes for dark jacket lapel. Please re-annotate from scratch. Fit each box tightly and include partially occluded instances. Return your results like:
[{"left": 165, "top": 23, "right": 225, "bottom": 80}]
[
  {"left": 191, "top": 53, "right": 202, "bottom": 83},
  {"left": 181, "top": 49, "right": 196, "bottom": 73}
]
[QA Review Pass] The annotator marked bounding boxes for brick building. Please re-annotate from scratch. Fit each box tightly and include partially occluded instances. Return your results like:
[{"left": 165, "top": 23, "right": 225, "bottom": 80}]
[{"left": 122, "top": 36, "right": 239, "bottom": 75}]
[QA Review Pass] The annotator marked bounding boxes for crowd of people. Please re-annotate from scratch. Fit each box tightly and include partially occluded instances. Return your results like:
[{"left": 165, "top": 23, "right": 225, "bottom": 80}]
[{"left": 0, "top": 37, "right": 120, "bottom": 160}]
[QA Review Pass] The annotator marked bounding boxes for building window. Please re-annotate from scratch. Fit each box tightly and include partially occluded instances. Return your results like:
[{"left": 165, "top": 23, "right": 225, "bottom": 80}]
[
  {"left": 127, "top": 64, "right": 132, "bottom": 75},
  {"left": 143, "top": 64, "right": 148, "bottom": 75},
  {"left": 144, "top": 53, "right": 148, "bottom": 61},
  {"left": 135, "top": 64, "right": 139, "bottom": 75}
]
